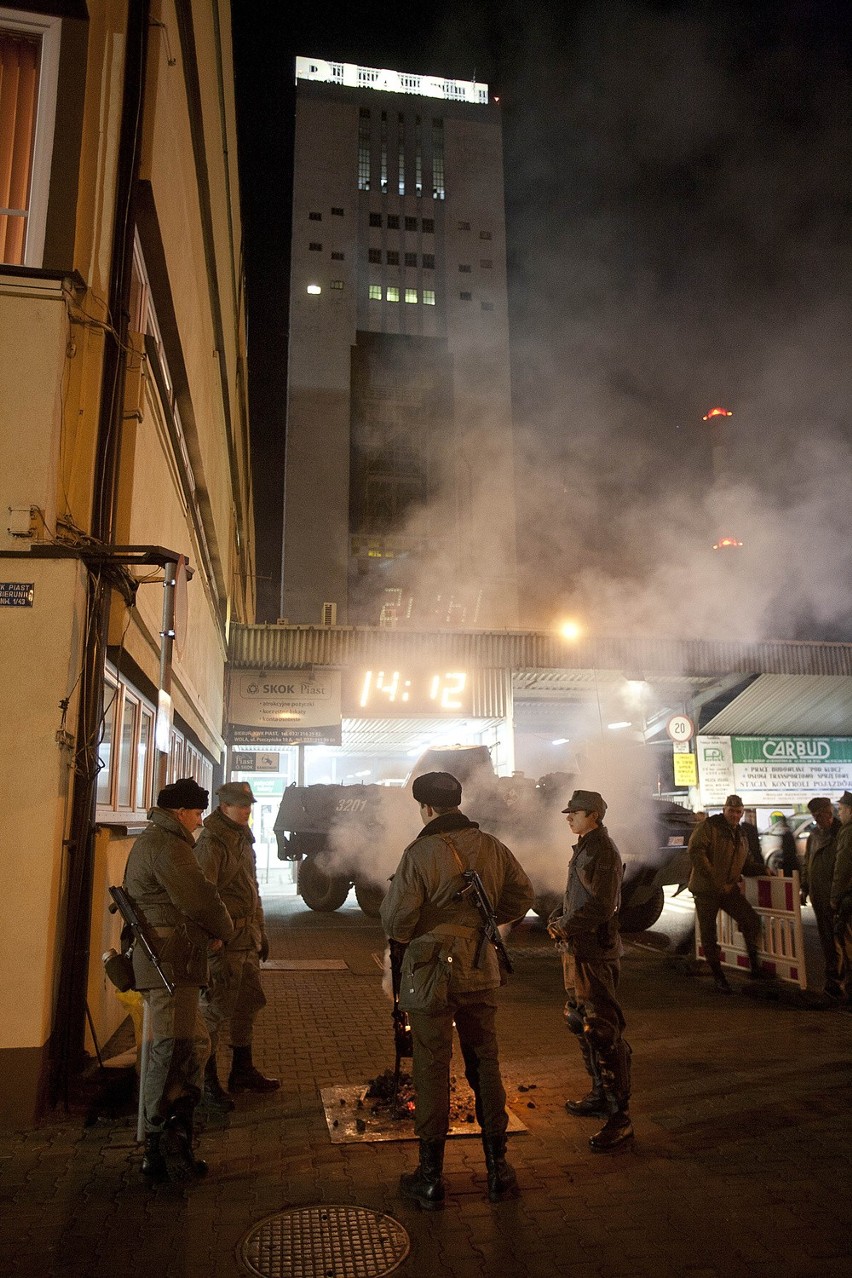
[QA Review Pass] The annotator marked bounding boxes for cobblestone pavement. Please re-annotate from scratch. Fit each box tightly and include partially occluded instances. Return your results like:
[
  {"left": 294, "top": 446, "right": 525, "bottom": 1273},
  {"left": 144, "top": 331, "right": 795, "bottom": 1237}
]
[{"left": 1, "top": 888, "right": 849, "bottom": 1278}]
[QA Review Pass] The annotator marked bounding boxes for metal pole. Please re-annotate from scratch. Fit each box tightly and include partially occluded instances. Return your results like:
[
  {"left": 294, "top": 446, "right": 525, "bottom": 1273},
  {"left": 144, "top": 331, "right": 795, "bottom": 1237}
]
[{"left": 156, "top": 561, "right": 177, "bottom": 790}]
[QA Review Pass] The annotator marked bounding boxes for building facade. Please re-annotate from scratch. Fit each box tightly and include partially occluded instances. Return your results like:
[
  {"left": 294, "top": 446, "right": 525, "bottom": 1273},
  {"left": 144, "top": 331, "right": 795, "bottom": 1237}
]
[
  {"left": 0, "top": 0, "right": 254, "bottom": 1123},
  {"left": 283, "top": 57, "right": 519, "bottom": 631}
]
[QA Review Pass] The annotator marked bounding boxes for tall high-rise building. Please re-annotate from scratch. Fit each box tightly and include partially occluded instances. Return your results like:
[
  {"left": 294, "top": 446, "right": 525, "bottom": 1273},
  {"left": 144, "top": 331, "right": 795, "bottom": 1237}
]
[{"left": 283, "top": 57, "right": 518, "bottom": 630}]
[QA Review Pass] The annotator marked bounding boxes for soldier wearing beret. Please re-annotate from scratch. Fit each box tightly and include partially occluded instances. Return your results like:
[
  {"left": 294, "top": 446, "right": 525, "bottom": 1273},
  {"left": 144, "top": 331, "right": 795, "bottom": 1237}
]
[
  {"left": 195, "top": 781, "right": 279, "bottom": 1103},
  {"left": 123, "top": 778, "right": 234, "bottom": 1182},
  {"left": 381, "top": 771, "right": 534, "bottom": 1209},
  {"left": 830, "top": 791, "right": 852, "bottom": 1002},
  {"left": 548, "top": 789, "right": 633, "bottom": 1153}
]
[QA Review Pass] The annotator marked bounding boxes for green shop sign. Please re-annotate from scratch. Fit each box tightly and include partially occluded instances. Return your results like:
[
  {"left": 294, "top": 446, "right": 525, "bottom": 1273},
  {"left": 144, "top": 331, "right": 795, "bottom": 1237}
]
[{"left": 731, "top": 737, "right": 852, "bottom": 764}]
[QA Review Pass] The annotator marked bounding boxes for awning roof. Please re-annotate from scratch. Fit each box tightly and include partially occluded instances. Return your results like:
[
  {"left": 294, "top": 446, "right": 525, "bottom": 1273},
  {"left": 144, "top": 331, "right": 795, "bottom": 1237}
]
[{"left": 701, "top": 674, "right": 852, "bottom": 736}]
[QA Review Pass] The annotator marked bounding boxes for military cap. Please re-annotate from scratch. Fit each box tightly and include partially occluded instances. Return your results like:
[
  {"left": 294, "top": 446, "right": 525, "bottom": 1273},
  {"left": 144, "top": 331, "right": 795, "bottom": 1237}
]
[
  {"left": 412, "top": 771, "right": 462, "bottom": 809},
  {"left": 839, "top": 791, "right": 852, "bottom": 808},
  {"left": 723, "top": 795, "right": 745, "bottom": 808},
  {"left": 158, "top": 777, "right": 209, "bottom": 810},
  {"left": 217, "top": 780, "right": 256, "bottom": 805},
  {"left": 807, "top": 796, "right": 833, "bottom": 815},
  {"left": 562, "top": 789, "right": 608, "bottom": 817}
]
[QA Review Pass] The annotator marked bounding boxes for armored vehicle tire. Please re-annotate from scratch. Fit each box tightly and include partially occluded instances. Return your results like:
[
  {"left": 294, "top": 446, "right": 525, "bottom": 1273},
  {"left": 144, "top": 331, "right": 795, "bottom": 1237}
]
[
  {"left": 354, "top": 880, "right": 386, "bottom": 918},
  {"left": 297, "top": 859, "right": 351, "bottom": 912},
  {"left": 617, "top": 886, "right": 665, "bottom": 933}
]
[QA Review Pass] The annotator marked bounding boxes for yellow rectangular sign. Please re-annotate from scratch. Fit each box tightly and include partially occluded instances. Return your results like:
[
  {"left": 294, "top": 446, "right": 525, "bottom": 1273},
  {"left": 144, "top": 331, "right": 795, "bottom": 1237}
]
[{"left": 674, "top": 752, "right": 698, "bottom": 786}]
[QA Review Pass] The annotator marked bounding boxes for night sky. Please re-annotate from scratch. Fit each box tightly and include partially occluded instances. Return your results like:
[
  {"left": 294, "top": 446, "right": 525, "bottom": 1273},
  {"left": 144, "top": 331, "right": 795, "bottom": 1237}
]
[{"left": 232, "top": 1, "right": 851, "bottom": 638}]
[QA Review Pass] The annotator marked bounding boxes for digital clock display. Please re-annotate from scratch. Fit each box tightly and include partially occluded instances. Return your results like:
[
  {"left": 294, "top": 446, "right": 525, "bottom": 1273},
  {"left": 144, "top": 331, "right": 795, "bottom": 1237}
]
[{"left": 350, "top": 670, "right": 471, "bottom": 716}]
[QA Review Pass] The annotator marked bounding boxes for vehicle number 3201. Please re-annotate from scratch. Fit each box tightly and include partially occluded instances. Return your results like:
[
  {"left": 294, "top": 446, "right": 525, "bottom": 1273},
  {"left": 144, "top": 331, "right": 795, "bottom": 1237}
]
[{"left": 336, "top": 797, "right": 368, "bottom": 813}]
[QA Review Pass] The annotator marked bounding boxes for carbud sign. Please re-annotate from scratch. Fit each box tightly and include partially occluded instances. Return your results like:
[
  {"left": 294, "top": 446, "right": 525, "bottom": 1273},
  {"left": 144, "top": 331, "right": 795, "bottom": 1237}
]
[{"left": 697, "top": 735, "right": 852, "bottom": 806}]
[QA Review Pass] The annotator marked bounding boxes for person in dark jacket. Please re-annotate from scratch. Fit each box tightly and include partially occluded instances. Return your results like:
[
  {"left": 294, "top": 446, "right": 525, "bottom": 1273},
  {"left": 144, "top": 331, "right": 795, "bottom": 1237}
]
[
  {"left": 687, "top": 794, "right": 766, "bottom": 993},
  {"left": 801, "top": 798, "right": 842, "bottom": 998},
  {"left": 381, "top": 771, "right": 534, "bottom": 1210},
  {"left": 123, "top": 778, "right": 234, "bottom": 1183},
  {"left": 548, "top": 789, "right": 633, "bottom": 1154},
  {"left": 196, "top": 781, "right": 279, "bottom": 1107},
  {"left": 831, "top": 791, "right": 852, "bottom": 1002}
]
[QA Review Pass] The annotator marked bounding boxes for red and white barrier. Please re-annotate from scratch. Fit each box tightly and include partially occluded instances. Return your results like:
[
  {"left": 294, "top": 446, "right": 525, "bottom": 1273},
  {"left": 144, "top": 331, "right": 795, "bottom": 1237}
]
[{"left": 696, "top": 872, "right": 807, "bottom": 989}]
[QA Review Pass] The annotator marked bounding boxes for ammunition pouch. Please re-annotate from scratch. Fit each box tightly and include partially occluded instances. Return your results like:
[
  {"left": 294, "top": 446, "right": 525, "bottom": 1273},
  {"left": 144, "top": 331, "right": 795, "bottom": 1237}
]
[{"left": 103, "top": 949, "right": 136, "bottom": 992}]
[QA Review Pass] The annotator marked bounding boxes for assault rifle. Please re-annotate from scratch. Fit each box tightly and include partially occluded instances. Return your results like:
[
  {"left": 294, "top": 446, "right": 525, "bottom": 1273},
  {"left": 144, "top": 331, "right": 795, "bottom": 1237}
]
[
  {"left": 388, "top": 940, "right": 413, "bottom": 1116},
  {"left": 108, "top": 885, "right": 175, "bottom": 995},
  {"left": 455, "top": 869, "right": 513, "bottom": 974}
]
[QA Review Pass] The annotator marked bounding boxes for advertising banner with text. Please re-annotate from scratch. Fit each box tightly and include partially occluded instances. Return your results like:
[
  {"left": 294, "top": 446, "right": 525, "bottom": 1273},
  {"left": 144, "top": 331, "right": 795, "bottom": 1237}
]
[
  {"left": 697, "top": 735, "right": 852, "bottom": 806},
  {"left": 230, "top": 670, "right": 342, "bottom": 746}
]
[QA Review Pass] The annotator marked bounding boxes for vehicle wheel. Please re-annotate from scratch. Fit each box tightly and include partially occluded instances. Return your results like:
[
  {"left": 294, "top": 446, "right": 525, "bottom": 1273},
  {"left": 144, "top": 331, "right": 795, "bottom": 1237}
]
[
  {"left": 618, "top": 886, "right": 665, "bottom": 933},
  {"left": 354, "top": 879, "right": 386, "bottom": 918},
  {"left": 297, "top": 859, "right": 351, "bottom": 912}
]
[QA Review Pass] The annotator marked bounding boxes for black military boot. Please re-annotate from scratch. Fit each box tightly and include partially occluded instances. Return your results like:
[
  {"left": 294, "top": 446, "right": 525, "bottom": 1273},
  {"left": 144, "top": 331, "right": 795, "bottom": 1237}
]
[
  {"left": 203, "top": 1056, "right": 235, "bottom": 1112},
  {"left": 708, "top": 961, "right": 732, "bottom": 994},
  {"left": 482, "top": 1135, "right": 518, "bottom": 1202},
  {"left": 399, "top": 1139, "right": 445, "bottom": 1210},
  {"left": 141, "top": 1133, "right": 167, "bottom": 1181},
  {"left": 748, "top": 949, "right": 772, "bottom": 980},
  {"left": 589, "top": 1109, "right": 634, "bottom": 1153},
  {"left": 160, "top": 1103, "right": 209, "bottom": 1183},
  {"left": 228, "top": 1045, "right": 280, "bottom": 1093},
  {"left": 565, "top": 1089, "right": 610, "bottom": 1118}
]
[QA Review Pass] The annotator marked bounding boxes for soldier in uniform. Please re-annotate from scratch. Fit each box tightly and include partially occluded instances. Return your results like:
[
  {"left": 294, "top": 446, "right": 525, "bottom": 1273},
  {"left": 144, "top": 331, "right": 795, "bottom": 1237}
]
[
  {"left": 196, "top": 781, "right": 279, "bottom": 1104},
  {"left": 830, "top": 791, "right": 852, "bottom": 1003},
  {"left": 687, "top": 794, "right": 766, "bottom": 993},
  {"left": 123, "top": 778, "right": 234, "bottom": 1182},
  {"left": 548, "top": 789, "right": 633, "bottom": 1154},
  {"left": 801, "top": 797, "right": 842, "bottom": 998},
  {"left": 381, "top": 771, "right": 534, "bottom": 1209}
]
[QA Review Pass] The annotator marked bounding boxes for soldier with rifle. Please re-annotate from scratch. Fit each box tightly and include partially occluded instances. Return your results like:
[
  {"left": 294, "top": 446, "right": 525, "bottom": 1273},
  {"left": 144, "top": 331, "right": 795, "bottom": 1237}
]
[
  {"left": 122, "top": 778, "right": 234, "bottom": 1183},
  {"left": 381, "top": 771, "right": 534, "bottom": 1210}
]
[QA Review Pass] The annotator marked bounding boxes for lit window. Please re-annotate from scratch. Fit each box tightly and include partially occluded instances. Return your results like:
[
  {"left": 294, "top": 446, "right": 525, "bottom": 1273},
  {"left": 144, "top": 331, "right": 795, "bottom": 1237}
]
[
  {"left": 308, "top": 242, "right": 322, "bottom": 251},
  {"left": 369, "top": 284, "right": 382, "bottom": 300},
  {"left": 0, "top": 13, "right": 61, "bottom": 266},
  {"left": 422, "top": 290, "right": 435, "bottom": 305},
  {"left": 460, "top": 291, "right": 472, "bottom": 300},
  {"left": 330, "top": 280, "right": 344, "bottom": 290},
  {"left": 306, "top": 283, "right": 322, "bottom": 294},
  {"left": 405, "top": 289, "right": 417, "bottom": 303},
  {"left": 387, "top": 286, "right": 399, "bottom": 302},
  {"left": 309, "top": 211, "right": 322, "bottom": 221}
]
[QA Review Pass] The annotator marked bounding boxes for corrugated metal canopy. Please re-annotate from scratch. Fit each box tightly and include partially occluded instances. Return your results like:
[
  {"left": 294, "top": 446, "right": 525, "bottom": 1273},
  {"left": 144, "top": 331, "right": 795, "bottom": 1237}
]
[
  {"left": 339, "top": 716, "right": 503, "bottom": 756},
  {"left": 701, "top": 674, "right": 852, "bottom": 735}
]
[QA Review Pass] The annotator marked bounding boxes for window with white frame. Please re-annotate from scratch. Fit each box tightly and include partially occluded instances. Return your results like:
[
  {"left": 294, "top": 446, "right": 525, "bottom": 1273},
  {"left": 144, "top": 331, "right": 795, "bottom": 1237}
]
[{"left": 0, "top": 8, "right": 60, "bottom": 267}]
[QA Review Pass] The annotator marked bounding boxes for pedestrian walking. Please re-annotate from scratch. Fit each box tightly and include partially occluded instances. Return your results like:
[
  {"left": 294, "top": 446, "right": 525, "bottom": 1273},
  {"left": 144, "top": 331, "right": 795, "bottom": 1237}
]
[
  {"left": 196, "top": 781, "right": 279, "bottom": 1107},
  {"left": 801, "top": 798, "right": 842, "bottom": 998},
  {"left": 687, "top": 794, "right": 767, "bottom": 993},
  {"left": 123, "top": 778, "right": 234, "bottom": 1182},
  {"left": 831, "top": 791, "right": 852, "bottom": 1003},
  {"left": 380, "top": 771, "right": 534, "bottom": 1209},
  {"left": 548, "top": 789, "right": 633, "bottom": 1153}
]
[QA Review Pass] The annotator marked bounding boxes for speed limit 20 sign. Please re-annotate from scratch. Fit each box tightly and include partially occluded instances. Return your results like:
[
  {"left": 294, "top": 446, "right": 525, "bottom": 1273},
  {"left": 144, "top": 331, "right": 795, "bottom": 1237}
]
[{"left": 666, "top": 714, "right": 694, "bottom": 743}]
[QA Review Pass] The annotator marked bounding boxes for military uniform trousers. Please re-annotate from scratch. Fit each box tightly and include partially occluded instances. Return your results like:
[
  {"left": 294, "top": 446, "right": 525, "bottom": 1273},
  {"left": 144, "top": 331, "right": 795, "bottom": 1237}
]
[
  {"left": 811, "top": 894, "right": 841, "bottom": 985},
  {"left": 141, "top": 985, "right": 210, "bottom": 1134},
  {"left": 562, "top": 951, "right": 625, "bottom": 1042},
  {"left": 693, "top": 888, "right": 761, "bottom": 962},
  {"left": 408, "top": 990, "right": 508, "bottom": 1142},
  {"left": 199, "top": 945, "right": 267, "bottom": 1052}
]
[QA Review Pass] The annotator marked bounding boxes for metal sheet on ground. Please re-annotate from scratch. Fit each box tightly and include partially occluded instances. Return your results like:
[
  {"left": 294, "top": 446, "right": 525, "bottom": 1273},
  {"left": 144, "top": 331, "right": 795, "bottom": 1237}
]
[{"left": 321, "top": 1084, "right": 527, "bottom": 1143}]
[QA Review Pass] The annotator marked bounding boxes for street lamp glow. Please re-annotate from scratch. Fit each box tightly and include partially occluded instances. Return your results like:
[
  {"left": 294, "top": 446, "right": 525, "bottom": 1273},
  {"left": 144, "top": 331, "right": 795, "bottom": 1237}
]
[
  {"left": 306, "top": 283, "right": 322, "bottom": 294},
  {"left": 551, "top": 737, "right": 570, "bottom": 746},
  {"left": 607, "top": 721, "right": 632, "bottom": 731},
  {"left": 559, "top": 619, "right": 583, "bottom": 642}
]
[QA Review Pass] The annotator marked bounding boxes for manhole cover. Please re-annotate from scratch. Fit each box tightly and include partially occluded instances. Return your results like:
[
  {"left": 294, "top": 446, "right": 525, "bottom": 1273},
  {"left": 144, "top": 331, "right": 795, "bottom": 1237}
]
[{"left": 238, "top": 1205, "right": 410, "bottom": 1278}]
